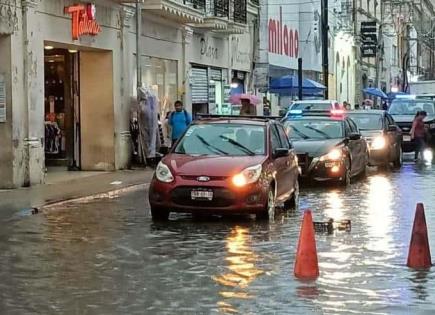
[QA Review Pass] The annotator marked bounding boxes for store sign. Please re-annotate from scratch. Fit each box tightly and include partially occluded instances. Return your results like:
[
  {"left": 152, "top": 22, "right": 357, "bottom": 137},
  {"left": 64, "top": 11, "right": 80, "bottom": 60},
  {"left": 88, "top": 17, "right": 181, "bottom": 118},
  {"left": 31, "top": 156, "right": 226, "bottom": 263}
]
[
  {"left": 268, "top": 6, "right": 299, "bottom": 58},
  {"left": 231, "top": 35, "right": 252, "bottom": 72},
  {"left": 191, "top": 34, "right": 229, "bottom": 69},
  {"left": 0, "top": 74, "right": 5, "bottom": 123},
  {"left": 65, "top": 4, "right": 102, "bottom": 40}
]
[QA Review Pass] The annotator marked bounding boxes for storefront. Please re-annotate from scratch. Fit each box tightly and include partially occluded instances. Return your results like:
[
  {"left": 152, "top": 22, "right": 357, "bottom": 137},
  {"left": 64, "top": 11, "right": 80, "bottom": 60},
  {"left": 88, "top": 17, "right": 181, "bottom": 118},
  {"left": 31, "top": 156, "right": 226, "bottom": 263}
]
[
  {"left": 188, "top": 33, "right": 230, "bottom": 116},
  {"left": 0, "top": 0, "right": 133, "bottom": 188}
]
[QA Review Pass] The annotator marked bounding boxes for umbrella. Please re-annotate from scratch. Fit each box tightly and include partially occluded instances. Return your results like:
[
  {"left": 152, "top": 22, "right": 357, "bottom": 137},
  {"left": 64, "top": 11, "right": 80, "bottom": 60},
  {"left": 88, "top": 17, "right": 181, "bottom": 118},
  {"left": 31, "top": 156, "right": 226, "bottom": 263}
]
[
  {"left": 229, "top": 93, "right": 261, "bottom": 105},
  {"left": 363, "top": 87, "right": 388, "bottom": 99},
  {"left": 269, "top": 75, "right": 326, "bottom": 96}
]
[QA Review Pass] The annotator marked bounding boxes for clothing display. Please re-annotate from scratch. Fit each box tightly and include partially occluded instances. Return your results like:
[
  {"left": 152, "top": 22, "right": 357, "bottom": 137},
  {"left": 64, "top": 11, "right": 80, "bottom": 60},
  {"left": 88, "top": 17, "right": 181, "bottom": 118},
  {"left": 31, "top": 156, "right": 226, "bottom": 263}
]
[
  {"left": 45, "top": 121, "right": 61, "bottom": 154},
  {"left": 137, "top": 86, "right": 159, "bottom": 160}
]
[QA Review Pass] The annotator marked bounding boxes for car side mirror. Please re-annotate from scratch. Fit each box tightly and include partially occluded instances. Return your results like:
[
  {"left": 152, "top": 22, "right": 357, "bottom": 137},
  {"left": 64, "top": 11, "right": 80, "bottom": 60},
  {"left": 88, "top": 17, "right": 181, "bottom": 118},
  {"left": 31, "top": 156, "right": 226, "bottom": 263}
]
[
  {"left": 388, "top": 125, "right": 397, "bottom": 132},
  {"left": 273, "top": 148, "right": 290, "bottom": 158},
  {"left": 348, "top": 132, "right": 361, "bottom": 140}
]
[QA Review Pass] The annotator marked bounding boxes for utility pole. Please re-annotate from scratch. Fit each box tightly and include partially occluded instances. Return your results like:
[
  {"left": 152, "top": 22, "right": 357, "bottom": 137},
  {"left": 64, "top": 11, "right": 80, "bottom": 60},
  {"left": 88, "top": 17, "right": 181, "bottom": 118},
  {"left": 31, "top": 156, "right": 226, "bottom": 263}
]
[
  {"left": 136, "top": 0, "right": 142, "bottom": 88},
  {"left": 321, "top": 0, "right": 329, "bottom": 98},
  {"left": 374, "top": 0, "right": 384, "bottom": 90},
  {"left": 298, "top": 58, "right": 303, "bottom": 100}
]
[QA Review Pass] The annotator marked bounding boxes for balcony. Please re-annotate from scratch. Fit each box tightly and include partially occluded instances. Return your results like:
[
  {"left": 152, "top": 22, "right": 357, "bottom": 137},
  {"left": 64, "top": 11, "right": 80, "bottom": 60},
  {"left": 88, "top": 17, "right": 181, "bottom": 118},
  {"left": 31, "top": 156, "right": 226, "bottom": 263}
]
[
  {"left": 141, "top": 0, "right": 206, "bottom": 23},
  {"left": 233, "top": 0, "right": 247, "bottom": 24}
]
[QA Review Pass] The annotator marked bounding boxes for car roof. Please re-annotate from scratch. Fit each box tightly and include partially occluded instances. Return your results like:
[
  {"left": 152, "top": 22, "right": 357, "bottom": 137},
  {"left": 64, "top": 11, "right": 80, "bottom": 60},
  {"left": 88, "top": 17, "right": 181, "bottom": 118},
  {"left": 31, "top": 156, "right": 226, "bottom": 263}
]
[
  {"left": 284, "top": 115, "right": 346, "bottom": 122},
  {"left": 347, "top": 110, "right": 385, "bottom": 115},
  {"left": 292, "top": 100, "right": 337, "bottom": 104},
  {"left": 194, "top": 115, "right": 280, "bottom": 126}
]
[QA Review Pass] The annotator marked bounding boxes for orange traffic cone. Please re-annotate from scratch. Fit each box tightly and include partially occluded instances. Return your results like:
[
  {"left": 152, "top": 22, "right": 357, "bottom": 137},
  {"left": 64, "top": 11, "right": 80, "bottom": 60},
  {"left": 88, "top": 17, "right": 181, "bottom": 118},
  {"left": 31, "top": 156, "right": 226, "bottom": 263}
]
[
  {"left": 407, "top": 203, "right": 432, "bottom": 269},
  {"left": 294, "top": 210, "right": 319, "bottom": 279}
]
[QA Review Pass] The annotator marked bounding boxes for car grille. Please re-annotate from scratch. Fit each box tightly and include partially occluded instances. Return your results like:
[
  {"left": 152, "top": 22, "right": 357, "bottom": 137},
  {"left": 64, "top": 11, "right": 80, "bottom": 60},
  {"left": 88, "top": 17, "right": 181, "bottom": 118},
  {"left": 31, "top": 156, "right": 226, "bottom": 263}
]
[
  {"left": 180, "top": 175, "right": 228, "bottom": 181},
  {"left": 297, "top": 154, "right": 313, "bottom": 175},
  {"left": 396, "top": 122, "right": 412, "bottom": 133},
  {"left": 171, "top": 186, "right": 236, "bottom": 207}
]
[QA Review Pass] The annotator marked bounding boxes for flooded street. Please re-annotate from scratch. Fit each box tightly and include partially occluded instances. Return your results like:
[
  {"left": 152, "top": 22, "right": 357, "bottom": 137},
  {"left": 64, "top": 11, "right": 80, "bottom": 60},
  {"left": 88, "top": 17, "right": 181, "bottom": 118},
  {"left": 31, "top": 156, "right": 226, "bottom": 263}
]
[{"left": 1, "top": 158, "right": 435, "bottom": 314}]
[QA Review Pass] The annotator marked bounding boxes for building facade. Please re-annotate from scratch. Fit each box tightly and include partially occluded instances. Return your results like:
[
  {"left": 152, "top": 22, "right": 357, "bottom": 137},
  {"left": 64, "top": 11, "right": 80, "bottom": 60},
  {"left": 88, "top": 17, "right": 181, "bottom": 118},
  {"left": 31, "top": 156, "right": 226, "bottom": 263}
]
[{"left": 0, "top": 0, "right": 256, "bottom": 188}]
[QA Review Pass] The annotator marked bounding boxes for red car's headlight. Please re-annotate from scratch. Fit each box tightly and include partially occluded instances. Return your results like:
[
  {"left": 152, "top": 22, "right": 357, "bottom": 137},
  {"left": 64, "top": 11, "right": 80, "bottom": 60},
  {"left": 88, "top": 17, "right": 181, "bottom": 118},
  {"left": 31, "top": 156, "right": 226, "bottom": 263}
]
[
  {"left": 232, "top": 164, "right": 262, "bottom": 187},
  {"left": 155, "top": 161, "right": 174, "bottom": 183}
]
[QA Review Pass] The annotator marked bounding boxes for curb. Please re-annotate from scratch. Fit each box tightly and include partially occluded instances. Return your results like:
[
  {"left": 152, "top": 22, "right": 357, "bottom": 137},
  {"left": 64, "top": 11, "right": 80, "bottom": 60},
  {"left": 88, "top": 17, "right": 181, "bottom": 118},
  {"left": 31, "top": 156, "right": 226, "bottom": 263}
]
[{"left": 40, "top": 182, "right": 149, "bottom": 211}]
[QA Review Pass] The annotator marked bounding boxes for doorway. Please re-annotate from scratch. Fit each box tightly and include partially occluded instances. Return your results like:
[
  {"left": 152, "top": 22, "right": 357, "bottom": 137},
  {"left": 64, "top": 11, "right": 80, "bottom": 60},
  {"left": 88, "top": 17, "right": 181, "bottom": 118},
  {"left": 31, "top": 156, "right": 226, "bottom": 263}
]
[{"left": 44, "top": 48, "right": 80, "bottom": 169}]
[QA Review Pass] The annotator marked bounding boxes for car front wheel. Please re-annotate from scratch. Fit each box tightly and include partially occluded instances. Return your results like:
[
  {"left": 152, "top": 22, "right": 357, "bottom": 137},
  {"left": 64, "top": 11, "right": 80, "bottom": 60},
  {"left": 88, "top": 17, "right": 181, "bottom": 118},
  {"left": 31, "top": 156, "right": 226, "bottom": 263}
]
[
  {"left": 393, "top": 146, "right": 403, "bottom": 168},
  {"left": 284, "top": 179, "right": 299, "bottom": 210},
  {"left": 150, "top": 206, "right": 169, "bottom": 221},
  {"left": 339, "top": 160, "right": 351, "bottom": 187},
  {"left": 257, "top": 188, "right": 276, "bottom": 220}
]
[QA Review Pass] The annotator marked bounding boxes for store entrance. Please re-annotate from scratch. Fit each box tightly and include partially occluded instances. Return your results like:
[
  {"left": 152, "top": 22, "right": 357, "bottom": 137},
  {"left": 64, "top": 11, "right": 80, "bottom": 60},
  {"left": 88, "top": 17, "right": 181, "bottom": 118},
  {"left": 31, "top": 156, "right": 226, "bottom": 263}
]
[{"left": 44, "top": 48, "right": 80, "bottom": 169}]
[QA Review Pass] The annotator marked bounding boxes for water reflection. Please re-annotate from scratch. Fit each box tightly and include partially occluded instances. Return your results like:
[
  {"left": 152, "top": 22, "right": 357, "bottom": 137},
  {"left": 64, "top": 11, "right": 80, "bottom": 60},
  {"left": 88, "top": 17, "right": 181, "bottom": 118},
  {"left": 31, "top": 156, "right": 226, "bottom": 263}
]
[
  {"left": 213, "top": 226, "right": 264, "bottom": 312},
  {"left": 365, "top": 175, "right": 394, "bottom": 254},
  {"left": 324, "top": 191, "right": 344, "bottom": 219}
]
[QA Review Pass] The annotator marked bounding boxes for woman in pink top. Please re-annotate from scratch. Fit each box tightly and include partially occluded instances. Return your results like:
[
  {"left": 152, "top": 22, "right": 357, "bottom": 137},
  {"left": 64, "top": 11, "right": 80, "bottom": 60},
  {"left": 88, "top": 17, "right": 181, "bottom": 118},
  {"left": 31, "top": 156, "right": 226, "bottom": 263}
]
[{"left": 411, "top": 110, "right": 427, "bottom": 161}]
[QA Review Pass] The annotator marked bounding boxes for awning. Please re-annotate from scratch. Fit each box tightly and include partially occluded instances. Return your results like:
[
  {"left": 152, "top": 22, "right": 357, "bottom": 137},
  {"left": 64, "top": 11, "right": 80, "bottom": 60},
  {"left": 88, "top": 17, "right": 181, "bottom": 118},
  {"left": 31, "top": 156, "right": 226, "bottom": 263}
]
[
  {"left": 269, "top": 75, "right": 326, "bottom": 96},
  {"left": 363, "top": 87, "right": 388, "bottom": 99}
]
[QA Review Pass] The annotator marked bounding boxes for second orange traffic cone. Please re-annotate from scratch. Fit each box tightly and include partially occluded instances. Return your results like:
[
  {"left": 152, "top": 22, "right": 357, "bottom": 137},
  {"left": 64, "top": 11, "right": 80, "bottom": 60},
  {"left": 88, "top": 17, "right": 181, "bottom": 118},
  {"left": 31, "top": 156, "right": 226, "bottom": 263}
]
[
  {"left": 407, "top": 203, "right": 432, "bottom": 269},
  {"left": 294, "top": 210, "right": 319, "bottom": 279}
]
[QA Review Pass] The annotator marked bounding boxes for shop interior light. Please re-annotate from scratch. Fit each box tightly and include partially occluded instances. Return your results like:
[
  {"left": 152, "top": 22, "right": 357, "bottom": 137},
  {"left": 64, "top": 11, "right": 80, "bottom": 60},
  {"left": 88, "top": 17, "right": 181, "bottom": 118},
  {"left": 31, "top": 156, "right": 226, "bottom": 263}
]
[
  {"left": 44, "top": 45, "right": 54, "bottom": 50},
  {"left": 230, "top": 83, "right": 239, "bottom": 88},
  {"left": 68, "top": 49, "right": 78, "bottom": 53}
]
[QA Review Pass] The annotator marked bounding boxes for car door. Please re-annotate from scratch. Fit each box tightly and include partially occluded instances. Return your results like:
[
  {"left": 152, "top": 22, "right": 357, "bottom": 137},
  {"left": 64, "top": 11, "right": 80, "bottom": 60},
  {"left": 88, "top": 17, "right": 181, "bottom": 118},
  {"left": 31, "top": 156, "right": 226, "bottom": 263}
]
[
  {"left": 345, "top": 119, "right": 364, "bottom": 175},
  {"left": 383, "top": 114, "right": 395, "bottom": 160},
  {"left": 276, "top": 124, "right": 298, "bottom": 200},
  {"left": 386, "top": 114, "right": 401, "bottom": 155},
  {"left": 270, "top": 124, "right": 287, "bottom": 199}
]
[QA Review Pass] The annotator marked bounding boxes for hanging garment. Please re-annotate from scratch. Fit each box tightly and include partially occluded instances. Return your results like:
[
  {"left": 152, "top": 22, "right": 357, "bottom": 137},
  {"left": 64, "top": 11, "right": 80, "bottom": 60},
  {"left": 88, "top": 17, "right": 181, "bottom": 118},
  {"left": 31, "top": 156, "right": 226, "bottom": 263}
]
[{"left": 137, "top": 87, "right": 159, "bottom": 160}]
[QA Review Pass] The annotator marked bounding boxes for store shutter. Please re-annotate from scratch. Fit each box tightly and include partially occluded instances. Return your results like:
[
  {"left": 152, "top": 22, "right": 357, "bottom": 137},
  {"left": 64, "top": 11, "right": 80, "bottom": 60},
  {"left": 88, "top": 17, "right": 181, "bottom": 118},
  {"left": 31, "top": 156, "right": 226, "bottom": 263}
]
[
  {"left": 209, "top": 68, "right": 222, "bottom": 81},
  {"left": 191, "top": 67, "right": 208, "bottom": 104}
]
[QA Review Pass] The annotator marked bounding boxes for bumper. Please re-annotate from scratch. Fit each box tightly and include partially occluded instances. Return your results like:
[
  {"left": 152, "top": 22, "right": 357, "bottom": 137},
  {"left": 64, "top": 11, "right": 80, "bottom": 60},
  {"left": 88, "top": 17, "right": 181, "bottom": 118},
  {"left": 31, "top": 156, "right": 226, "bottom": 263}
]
[
  {"left": 300, "top": 158, "right": 346, "bottom": 182},
  {"left": 149, "top": 177, "right": 268, "bottom": 215},
  {"left": 368, "top": 149, "right": 389, "bottom": 166}
]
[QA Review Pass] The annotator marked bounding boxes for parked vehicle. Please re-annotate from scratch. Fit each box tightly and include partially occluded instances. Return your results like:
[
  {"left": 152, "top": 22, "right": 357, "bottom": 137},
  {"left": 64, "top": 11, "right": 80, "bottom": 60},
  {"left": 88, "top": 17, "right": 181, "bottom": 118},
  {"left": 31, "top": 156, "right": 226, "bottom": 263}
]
[
  {"left": 149, "top": 116, "right": 300, "bottom": 221},
  {"left": 388, "top": 98, "right": 435, "bottom": 151},
  {"left": 286, "top": 100, "right": 344, "bottom": 117},
  {"left": 282, "top": 110, "right": 368, "bottom": 186},
  {"left": 346, "top": 110, "right": 402, "bottom": 167}
]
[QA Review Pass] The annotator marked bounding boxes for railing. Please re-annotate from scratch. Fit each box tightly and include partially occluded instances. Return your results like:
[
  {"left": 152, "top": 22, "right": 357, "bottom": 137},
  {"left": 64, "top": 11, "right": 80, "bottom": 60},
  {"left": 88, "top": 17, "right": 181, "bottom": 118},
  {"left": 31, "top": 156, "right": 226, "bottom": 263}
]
[
  {"left": 184, "top": 0, "right": 206, "bottom": 11},
  {"left": 214, "top": 0, "right": 229, "bottom": 18},
  {"left": 250, "top": 0, "right": 259, "bottom": 5},
  {"left": 233, "top": 0, "right": 247, "bottom": 23}
]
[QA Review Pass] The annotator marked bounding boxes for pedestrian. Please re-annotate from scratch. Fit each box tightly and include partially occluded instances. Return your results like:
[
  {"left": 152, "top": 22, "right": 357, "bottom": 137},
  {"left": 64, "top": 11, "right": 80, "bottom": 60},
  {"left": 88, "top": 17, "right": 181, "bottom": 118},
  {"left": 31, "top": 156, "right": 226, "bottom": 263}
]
[
  {"left": 343, "top": 101, "right": 350, "bottom": 110},
  {"left": 382, "top": 101, "right": 388, "bottom": 111},
  {"left": 168, "top": 100, "right": 192, "bottom": 144},
  {"left": 263, "top": 96, "right": 271, "bottom": 116},
  {"left": 240, "top": 97, "right": 257, "bottom": 116},
  {"left": 411, "top": 110, "right": 427, "bottom": 161},
  {"left": 355, "top": 104, "right": 360, "bottom": 110}
]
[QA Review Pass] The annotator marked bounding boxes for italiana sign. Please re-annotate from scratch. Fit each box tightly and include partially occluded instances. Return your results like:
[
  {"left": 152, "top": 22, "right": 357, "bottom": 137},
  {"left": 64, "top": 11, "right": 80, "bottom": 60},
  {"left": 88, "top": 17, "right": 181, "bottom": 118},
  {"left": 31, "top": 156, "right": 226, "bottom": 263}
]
[{"left": 65, "top": 4, "right": 102, "bottom": 40}]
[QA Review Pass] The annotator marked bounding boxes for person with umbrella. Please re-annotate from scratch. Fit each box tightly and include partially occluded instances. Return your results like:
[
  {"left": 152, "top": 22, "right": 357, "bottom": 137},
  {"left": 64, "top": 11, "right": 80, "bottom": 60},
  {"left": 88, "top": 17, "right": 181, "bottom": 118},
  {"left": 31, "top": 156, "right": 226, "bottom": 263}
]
[{"left": 230, "top": 93, "right": 260, "bottom": 116}]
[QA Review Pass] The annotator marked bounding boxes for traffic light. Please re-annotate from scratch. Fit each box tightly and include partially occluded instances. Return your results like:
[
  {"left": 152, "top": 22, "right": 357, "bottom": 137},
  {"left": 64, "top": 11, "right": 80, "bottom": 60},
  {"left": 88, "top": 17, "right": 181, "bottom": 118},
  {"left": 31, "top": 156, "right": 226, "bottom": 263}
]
[{"left": 360, "top": 21, "right": 377, "bottom": 58}]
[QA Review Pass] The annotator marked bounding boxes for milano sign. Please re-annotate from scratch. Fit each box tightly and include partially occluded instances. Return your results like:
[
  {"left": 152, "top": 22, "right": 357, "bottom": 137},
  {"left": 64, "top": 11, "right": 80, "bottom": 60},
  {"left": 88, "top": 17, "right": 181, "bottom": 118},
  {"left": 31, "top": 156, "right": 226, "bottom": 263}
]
[{"left": 268, "top": 6, "right": 299, "bottom": 67}]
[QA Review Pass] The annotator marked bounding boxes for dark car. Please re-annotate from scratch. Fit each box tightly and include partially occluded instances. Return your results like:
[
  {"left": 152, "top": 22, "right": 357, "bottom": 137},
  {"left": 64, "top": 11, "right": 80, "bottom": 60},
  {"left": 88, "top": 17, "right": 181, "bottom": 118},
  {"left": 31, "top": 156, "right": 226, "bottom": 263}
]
[
  {"left": 388, "top": 98, "right": 435, "bottom": 151},
  {"left": 149, "top": 116, "right": 300, "bottom": 221},
  {"left": 282, "top": 110, "right": 368, "bottom": 185},
  {"left": 346, "top": 110, "right": 402, "bottom": 167}
]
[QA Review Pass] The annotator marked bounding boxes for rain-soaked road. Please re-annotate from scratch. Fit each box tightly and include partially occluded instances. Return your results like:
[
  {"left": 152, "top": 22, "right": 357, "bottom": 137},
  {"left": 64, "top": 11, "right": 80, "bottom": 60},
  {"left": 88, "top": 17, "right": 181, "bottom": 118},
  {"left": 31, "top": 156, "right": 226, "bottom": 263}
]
[{"left": 1, "top": 157, "right": 435, "bottom": 314}]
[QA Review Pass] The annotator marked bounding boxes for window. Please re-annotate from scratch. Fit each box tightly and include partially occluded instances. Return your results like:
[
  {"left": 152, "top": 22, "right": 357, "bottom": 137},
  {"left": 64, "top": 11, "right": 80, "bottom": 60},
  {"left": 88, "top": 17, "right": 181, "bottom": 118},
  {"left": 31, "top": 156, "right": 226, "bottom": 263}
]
[
  {"left": 348, "top": 119, "right": 359, "bottom": 133},
  {"left": 141, "top": 56, "right": 178, "bottom": 118},
  {"left": 386, "top": 114, "right": 395, "bottom": 126},
  {"left": 271, "top": 125, "right": 282, "bottom": 151},
  {"left": 392, "top": 45, "right": 398, "bottom": 65},
  {"left": 344, "top": 120, "right": 352, "bottom": 136},
  {"left": 276, "top": 124, "right": 290, "bottom": 149}
]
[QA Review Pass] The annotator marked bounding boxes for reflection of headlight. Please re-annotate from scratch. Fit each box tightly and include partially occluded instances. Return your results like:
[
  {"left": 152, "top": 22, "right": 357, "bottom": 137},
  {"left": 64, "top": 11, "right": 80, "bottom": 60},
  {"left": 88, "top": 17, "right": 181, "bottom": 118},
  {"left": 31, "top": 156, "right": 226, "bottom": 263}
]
[
  {"left": 155, "top": 161, "right": 174, "bottom": 183},
  {"left": 371, "top": 136, "right": 386, "bottom": 150},
  {"left": 423, "top": 149, "right": 433, "bottom": 162},
  {"left": 320, "top": 148, "right": 342, "bottom": 161},
  {"left": 232, "top": 164, "right": 262, "bottom": 187}
]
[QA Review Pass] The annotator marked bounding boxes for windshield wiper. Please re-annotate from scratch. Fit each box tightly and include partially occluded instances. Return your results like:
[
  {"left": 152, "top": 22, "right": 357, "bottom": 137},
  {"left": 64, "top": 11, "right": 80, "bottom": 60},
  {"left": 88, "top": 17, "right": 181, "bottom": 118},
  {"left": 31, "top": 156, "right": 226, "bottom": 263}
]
[
  {"left": 305, "top": 126, "right": 332, "bottom": 139},
  {"left": 219, "top": 135, "right": 256, "bottom": 156},
  {"left": 196, "top": 135, "right": 229, "bottom": 156},
  {"left": 288, "top": 125, "right": 309, "bottom": 139}
]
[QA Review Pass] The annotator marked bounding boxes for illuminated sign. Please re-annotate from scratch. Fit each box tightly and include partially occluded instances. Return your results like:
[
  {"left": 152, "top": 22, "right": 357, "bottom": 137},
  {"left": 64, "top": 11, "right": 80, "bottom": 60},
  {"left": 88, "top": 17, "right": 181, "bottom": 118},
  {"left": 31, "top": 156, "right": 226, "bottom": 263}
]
[
  {"left": 65, "top": 4, "right": 101, "bottom": 40},
  {"left": 268, "top": 6, "right": 299, "bottom": 58}
]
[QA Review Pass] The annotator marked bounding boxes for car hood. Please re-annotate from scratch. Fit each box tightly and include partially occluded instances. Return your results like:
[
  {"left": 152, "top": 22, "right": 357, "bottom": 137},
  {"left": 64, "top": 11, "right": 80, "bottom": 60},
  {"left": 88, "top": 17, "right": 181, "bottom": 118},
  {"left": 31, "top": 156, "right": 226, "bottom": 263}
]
[
  {"left": 163, "top": 154, "right": 267, "bottom": 176},
  {"left": 360, "top": 130, "right": 383, "bottom": 139},
  {"left": 390, "top": 114, "right": 435, "bottom": 123},
  {"left": 292, "top": 139, "right": 344, "bottom": 157}
]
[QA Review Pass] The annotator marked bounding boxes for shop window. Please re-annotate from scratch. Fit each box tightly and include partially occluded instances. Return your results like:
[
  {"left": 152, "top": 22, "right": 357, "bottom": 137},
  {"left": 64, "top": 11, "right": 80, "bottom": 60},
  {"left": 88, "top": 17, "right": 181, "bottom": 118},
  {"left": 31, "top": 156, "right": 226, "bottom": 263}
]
[{"left": 141, "top": 56, "right": 178, "bottom": 118}]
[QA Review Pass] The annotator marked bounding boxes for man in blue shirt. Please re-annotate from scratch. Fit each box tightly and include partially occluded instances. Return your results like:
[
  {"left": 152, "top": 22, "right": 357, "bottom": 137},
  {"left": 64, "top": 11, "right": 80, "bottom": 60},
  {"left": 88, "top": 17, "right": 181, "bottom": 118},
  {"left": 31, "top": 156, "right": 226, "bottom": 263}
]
[{"left": 169, "top": 100, "right": 192, "bottom": 144}]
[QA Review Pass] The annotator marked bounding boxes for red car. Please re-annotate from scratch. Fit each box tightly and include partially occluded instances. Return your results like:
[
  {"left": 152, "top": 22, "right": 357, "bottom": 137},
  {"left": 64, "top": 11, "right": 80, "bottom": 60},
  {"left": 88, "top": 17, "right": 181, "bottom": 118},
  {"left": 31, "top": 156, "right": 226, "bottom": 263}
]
[{"left": 149, "top": 116, "right": 300, "bottom": 221}]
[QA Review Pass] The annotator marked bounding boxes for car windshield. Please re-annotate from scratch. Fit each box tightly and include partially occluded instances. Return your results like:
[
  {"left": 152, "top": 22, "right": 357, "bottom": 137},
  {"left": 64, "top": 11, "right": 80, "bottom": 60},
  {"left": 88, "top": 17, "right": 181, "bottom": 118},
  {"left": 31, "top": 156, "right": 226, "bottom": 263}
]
[
  {"left": 284, "top": 119, "right": 343, "bottom": 140},
  {"left": 347, "top": 114, "right": 383, "bottom": 130},
  {"left": 174, "top": 124, "right": 266, "bottom": 156},
  {"left": 389, "top": 100, "right": 435, "bottom": 115},
  {"left": 291, "top": 102, "right": 331, "bottom": 111}
]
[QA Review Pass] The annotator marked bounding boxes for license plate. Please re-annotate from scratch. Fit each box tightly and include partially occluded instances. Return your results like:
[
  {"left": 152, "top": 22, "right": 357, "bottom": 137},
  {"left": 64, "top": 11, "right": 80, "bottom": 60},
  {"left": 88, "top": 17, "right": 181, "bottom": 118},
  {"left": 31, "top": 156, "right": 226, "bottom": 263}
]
[
  {"left": 325, "top": 162, "right": 335, "bottom": 168},
  {"left": 403, "top": 135, "right": 411, "bottom": 142},
  {"left": 191, "top": 190, "right": 213, "bottom": 200}
]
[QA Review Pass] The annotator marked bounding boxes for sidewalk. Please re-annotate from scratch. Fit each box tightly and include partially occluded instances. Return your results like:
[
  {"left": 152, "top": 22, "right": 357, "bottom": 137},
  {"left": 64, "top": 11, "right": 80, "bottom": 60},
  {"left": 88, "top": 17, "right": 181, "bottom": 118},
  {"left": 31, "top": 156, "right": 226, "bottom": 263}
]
[{"left": 0, "top": 167, "right": 154, "bottom": 220}]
